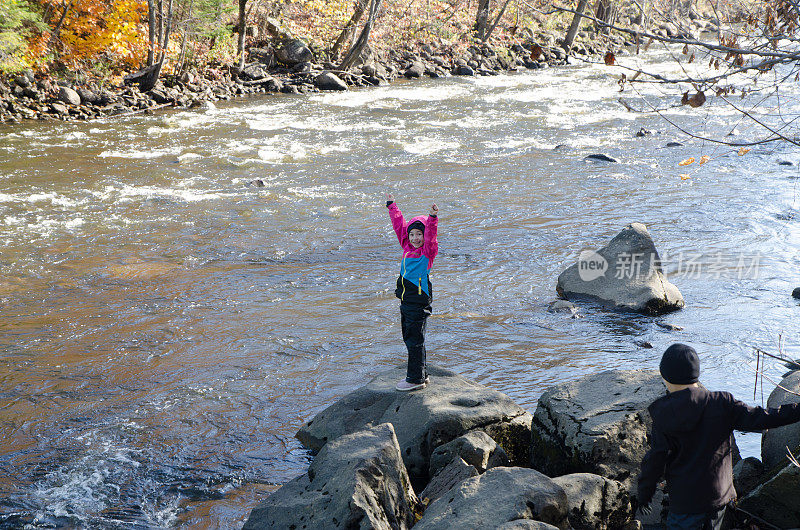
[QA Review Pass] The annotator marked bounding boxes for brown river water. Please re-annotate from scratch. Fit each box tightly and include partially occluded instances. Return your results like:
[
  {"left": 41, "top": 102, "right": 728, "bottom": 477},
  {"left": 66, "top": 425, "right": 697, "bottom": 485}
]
[{"left": 2, "top": 49, "right": 800, "bottom": 527}]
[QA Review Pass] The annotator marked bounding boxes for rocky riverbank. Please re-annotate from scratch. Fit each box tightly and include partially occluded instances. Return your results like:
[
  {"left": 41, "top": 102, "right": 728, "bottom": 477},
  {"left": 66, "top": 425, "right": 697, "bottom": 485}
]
[
  {"left": 243, "top": 365, "right": 800, "bottom": 529},
  {"left": 0, "top": 7, "right": 719, "bottom": 125}
]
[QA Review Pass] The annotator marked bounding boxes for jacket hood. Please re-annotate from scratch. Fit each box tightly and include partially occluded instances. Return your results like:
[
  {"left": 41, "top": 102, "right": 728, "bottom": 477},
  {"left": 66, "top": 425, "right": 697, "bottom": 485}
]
[
  {"left": 649, "top": 385, "right": 710, "bottom": 434},
  {"left": 405, "top": 215, "right": 429, "bottom": 233}
]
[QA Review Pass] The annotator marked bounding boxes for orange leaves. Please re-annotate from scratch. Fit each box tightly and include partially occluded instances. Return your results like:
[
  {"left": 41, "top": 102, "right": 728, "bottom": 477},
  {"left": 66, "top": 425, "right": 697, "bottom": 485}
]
[
  {"left": 738, "top": 147, "right": 751, "bottom": 156},
  {"left": 698, "top": 155, "right": 710, "bottom": 165},
  {"left": 679, "top": 174, "right": 691, "bottom": 180},
  {"left": 37, "top": 0, "right": 148, "bottom": 70},
  {"left": 679, "top": 157, "right": 695, "bottom": 166}
]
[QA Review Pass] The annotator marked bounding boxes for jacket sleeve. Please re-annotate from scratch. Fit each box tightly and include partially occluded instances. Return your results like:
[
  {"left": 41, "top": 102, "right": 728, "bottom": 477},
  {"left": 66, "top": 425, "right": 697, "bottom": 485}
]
[
  {"left": 637, "top": 417, "right": 668, "bottom": 506},
  {"left": 729, "top": 393, "right": 800, "bottom": 432},
  {"left": 387, "top": 202, "right": 406, "bottom": 245},
  {"left": 423, "top": 215, "right": 438, "bottom": 264}
]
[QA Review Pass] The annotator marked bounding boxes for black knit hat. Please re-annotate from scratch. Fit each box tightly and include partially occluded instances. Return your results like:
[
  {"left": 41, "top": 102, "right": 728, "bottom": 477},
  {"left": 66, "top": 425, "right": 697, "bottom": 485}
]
[
  {"left": 660, "top": 343, "right": 700, "bottom": 384},
  {"left": 407, "top": 220, "right": 425, "bottom": 234}
]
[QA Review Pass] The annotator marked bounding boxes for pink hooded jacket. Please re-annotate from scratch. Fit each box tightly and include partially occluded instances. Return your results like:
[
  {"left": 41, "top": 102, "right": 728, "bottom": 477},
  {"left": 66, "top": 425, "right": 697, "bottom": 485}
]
[{"left": 387, "top": 202, "right": 438, "bottom": 304}]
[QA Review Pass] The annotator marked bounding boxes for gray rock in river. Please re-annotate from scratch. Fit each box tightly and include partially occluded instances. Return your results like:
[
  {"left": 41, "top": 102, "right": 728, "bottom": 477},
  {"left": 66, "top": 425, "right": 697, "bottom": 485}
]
[
  {"left": 414, "top": 467, "right": 569, "bottom": 529},
  {"left": 761, "top": 370, "right": 800, "bottom": 469},
  {"left": 243, "top": 423, "right": 419, "bottom": 530},
  {"left": 583, "top": 153, "right": 619, "bottom": 162},
  {"left": 552, "top": 473, "right": 633, "bottom": 530},
  {"left": 453, "top": 65, "right": 475, "bottom": 76},
  {"left": 404, "top": 61, "right": 426, "bottom": 78},
  {"left": 58, "top": 86, "right": 81, "bottom": 106},
  {"left": 556, "top": 223, "right": 685, "bottom": 314},
  {"left": 738, "top": 461, "right": 800, "bottom": 528},
  {"left": 275, "top": 38, "right": 314, "bottom": 65},
  {"left": 295, "top": 364, "right": 532, "bottom": 487},
  {"left": 314, "top": 72, "right": 348, "bottom": 91},
  {"left": 531, "top": 369, "right": 665, "bottom": 483}
]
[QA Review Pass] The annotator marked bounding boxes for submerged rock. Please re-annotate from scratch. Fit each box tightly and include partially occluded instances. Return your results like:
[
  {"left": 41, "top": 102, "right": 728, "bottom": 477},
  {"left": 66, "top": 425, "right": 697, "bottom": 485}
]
[
  {"left": 414, "top": 467, "right": 569, "bottom": 529},
  {"left": 556, "top": 223, "right": 685, "bottom": 314},
  {"left": 295, "top": 364, "right": 532, "bottom": 488},
  {"left": 583, "top": 153, "right": 619, "bottom": 163},
  {"left": 243, "top": 423, "right": 419, "bottom": 530}
]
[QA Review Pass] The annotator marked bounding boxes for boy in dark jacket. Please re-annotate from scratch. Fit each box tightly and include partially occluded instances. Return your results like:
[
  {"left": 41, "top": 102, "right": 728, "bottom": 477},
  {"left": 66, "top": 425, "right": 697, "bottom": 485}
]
[
  {"left": 385, "top": 193, "right": 438, "bottom": 392},
  {"left": 638, "top": 343, "right": 800, "bottom": 529}
]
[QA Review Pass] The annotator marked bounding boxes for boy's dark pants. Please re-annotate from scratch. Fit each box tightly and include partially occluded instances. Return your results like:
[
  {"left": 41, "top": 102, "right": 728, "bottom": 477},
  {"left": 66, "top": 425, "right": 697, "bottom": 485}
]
[
  {"left": 666, "top": 505, "right": 726, "bottom": 530},
  {"left": 400, "top": 302, "right": 429, "bottom": 384}
]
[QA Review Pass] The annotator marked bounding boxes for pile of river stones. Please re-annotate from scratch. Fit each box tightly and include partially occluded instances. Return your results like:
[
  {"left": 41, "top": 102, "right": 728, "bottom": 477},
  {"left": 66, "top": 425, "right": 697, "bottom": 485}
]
[{"left": 242, "top": 364, "right": 800, "bottom": 529}]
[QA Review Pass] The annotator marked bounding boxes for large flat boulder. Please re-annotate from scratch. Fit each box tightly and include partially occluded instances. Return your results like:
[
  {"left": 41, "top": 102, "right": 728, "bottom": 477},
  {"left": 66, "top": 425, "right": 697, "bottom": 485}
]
[
  {"left": 243, "top": 423, "right": 419, "bottom": 529},
  {"left": 556, "top": 223, "right": 684, "bottom": 314},
  {"left": 738, "top": 461, "right": 800, "bottom": 528},
  {"left": 414, "top": 467, "right": 569, "bottom": 529},
  {"left": 552, "top": 473, "right": 632, "bottom": 529},
  {"left": 530, "top": 370, "right": 665, "bottom": 484},
  {"left": 761, "top": 370, "right": 800, "bottom": 470},
  {"left": 296, "top": 364, "right": 532, "bottom": 487}
]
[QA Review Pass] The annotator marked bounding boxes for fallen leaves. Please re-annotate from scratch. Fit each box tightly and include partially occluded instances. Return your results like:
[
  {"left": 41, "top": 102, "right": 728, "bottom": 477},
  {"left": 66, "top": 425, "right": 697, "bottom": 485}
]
[
  {"left": 681, "top": 90, "right": 707, "bottom": 108},
  {"left": 679, "top": 157, "right": 695, "bottom": 166}
]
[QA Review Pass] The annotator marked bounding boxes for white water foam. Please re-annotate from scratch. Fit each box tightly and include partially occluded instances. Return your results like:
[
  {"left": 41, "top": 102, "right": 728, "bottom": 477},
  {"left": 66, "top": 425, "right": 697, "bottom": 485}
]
[
  {"left": 99, "top": 147, "right": 182, "bottom": 159},
  {"left": 399, "top": 137, "right": 461, "bottom": 155}
]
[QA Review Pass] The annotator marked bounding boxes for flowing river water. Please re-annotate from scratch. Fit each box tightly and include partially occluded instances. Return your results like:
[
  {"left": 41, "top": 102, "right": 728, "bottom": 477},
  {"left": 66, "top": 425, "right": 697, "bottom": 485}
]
[{"left": 2, "top": 46, "right": 800, "bottom": 528}]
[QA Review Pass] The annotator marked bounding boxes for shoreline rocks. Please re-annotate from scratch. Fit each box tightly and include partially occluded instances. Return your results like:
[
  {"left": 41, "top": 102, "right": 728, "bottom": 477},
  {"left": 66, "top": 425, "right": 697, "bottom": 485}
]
[
  {"left": 0, "top": 35, "right": 583, "bottom": 125},
  {"left": 244, "top": 365, "right": 799, "bottom": 529},
  {"left": 295, "top": 364, "right": 532, "bottom": 490}
]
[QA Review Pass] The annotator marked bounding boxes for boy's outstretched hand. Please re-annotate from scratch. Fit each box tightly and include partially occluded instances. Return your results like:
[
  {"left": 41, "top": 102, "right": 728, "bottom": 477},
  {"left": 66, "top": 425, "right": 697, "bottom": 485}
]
[
  {"left": 429, "top": 203, "right": 438, "bottom": 217},
  {"left": 386, "top": 193, "right": 394, "bottom": 203}
]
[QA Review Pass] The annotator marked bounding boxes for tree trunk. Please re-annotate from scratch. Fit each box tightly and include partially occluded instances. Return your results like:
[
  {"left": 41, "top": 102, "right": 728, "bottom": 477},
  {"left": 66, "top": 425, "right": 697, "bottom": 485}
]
[
  {"left": 160, "top": 0, "right": 174, "bottom": 63},
  {"left": 475, "top": 0, "right": 490, "bottom": 40},
  {"left": 177, "top": 0, "right": 194, "bottom": 73},
  {"left": 238, "top": 0, "right": 248, "bottom": 71},
  {"left": 49, "top": 0, "right": 74, "bottom": 49},
  {"left": 331, "top": 0, "right": 367, "bottom": 59},
  {"left": 482, "top": 0, "right": 512, "bottom": 41},
  {"left": 338, "top": 0, "right": 382, "bottom": 71},
  {"left": 147, "top": 0, "right": 156, "bottom": 66},
  {"left": 157, "top": 0, "right": 164, "bottom": 51},
  {"left": 562, "top": 0, "right": 589, "bottom": 51}
]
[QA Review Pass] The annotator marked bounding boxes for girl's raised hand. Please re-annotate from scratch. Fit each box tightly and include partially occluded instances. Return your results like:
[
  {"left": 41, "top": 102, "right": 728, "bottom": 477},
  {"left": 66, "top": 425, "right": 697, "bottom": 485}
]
[
  {"left": 429, "top": 203, "right": 438, "bottom": 216},
  {"left": 386, "top": 193, "right": 394, "bottom": 203}
]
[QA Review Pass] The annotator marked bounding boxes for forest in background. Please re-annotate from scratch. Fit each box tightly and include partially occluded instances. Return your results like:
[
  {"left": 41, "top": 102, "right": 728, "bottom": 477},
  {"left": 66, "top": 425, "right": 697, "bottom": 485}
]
[{"left": 0, "top": 0, "right": 737, "bottom": 81}]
